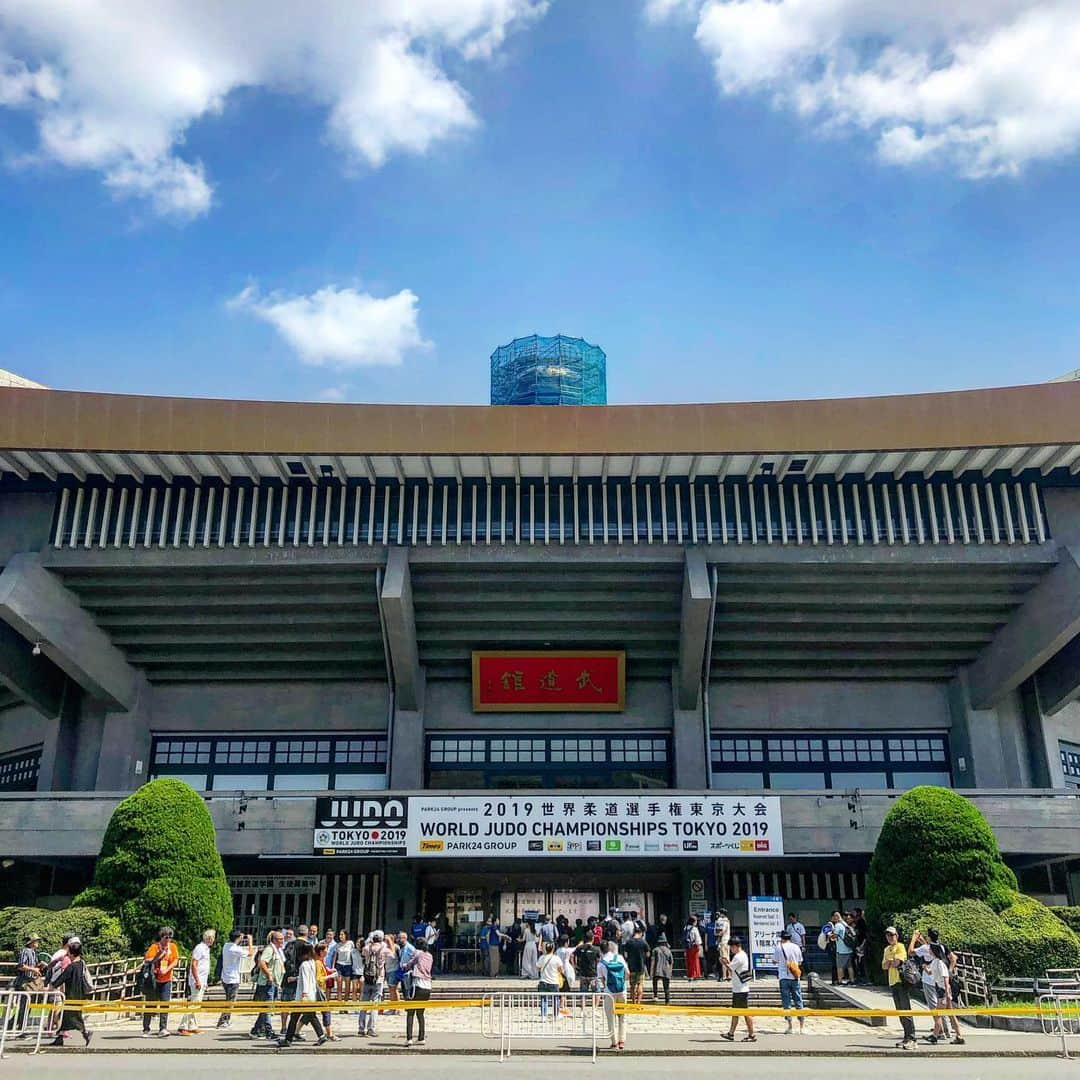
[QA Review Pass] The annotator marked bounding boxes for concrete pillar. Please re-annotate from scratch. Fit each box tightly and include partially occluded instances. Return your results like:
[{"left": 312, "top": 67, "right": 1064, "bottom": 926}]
[
  {"left": 383, "top": 861, "right": 420, "bottom": 928},
  {"left": 676, "top": 548, "right": 712, "bottom": 710},
  {"left": 381, "top": 547, "right": 422, "bottom": 712},
  {"left": 94, "top": 675, "right": 153, "bottom": 791},
  {"left": 1043, "top": 489, "right": 1080, "bottom": 547},
  {"left": 947, "top": 674, "right": 990, "bottom": 788},
  {"left": 672, "top": 667, "right": 708, "bottom": 789},
  {"left": 389, "top": 670, "right": 425, "bottom": 791},
  {"left": 1037, "top": 634, "right": 1080, "bottom": 716}
]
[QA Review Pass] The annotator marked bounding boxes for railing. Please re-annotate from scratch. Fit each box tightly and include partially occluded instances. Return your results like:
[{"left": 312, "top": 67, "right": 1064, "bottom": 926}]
[
  {"left": 481, "top": 991, "right": 614, "bottom": 1062},
  {"left": 0, "top": 957, "right": 189, "bottom": 999},
  {"left": 0, "top": 989, "right": 64, "bottom": 1057},
  {"left": 1039, "top": 990, "right": 1080, "bottom": 1058}
]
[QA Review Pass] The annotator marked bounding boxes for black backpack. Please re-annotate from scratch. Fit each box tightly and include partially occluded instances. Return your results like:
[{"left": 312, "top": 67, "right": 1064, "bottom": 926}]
[{"left": 362, "top": 947, "right": 381, "bottom": 986}]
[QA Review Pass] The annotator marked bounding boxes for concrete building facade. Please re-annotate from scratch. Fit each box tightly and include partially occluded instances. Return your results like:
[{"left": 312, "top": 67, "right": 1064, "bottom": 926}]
[{"left": 0, "top": 380, "right": 1078, "bottom": 941}]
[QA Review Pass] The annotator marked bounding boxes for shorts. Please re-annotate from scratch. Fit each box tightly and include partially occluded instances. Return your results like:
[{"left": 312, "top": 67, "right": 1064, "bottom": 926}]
[
  {"left": 630, "top": 972, "right": 645, "bottom": 990},
  {"left": 731, "top": 992, "right": 749, "bottom": 1010},
  {"left": 924, "top": 982, "right": 946, "bottom": 1009},
  {"left": 719, "top": 943, "right": 731, "bottom": 962},
  {"left": 335, "top": 963, "right": 354, "bottom": 979},
  {"left": 386, "top": 970, "right": 401, "bottom": 987}
]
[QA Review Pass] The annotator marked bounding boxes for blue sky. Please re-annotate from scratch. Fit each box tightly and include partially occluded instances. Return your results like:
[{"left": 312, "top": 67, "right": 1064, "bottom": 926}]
[{"left": 1, "top": 1, "right": 1078, "bottom": 405}]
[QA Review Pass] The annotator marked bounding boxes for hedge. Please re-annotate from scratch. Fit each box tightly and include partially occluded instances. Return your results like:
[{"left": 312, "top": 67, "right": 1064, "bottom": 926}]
[
  {"left": 1052, "top": 907, "right": 1080, "bottom": 937},
  {"left": 0, "top": 905, "right": 131, "bottom": 962},
  {"left": 894, "top": 893, "right": 1080, "bottom": 985},
  {"left": 72, "top": 778, "right": 233, "bottom": 950},
  {"left": 865, "top": 786, "right": 1017, "bottom": 931}
]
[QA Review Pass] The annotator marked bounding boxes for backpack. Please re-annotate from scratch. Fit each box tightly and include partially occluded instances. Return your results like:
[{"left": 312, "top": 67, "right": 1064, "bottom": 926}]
[
  {"left": 362, "top": 947, "right": 381, "bottom": 986},
  {"left": 138, "top": 954, "right": 157, "bottom": 997},
  {"left": 900, "top": 957, "right": 921, "bottom": 987},
  {"left": 683, "top": 926, "right": 694, "bottom": 949},
  {"left": 602, "top": 920, "right": 618, "bottom": 942},
  {"left": 604, "top": 956, "right": 626, "bottom": 994}
]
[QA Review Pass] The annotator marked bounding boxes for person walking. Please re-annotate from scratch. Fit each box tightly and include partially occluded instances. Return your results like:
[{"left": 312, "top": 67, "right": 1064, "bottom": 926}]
[
  {"left": 314, "top": 941, "right": 340, "bottom": 1041},
  {"left": 575, "top": 933, "right": 601, "bottom": 993},
  {"left": 401, "top": 939, "right": 434, "bottom": 1047},
  {"left": 521, "top": 921, "right": 539, "bottom": 980},
  {"left": 8, "top": 932, "right": 45, "bottom": 1036},
  {"left": 599, "top": 941, "right": 627, "bottom": 1051},
  {"left": 217, "top": 930, "right": 253, "bottom": 1030},
  {"left": 141, "top": 927, "right": 178, "bottom": 1038},
  {"left": 277, "top": 943, "right": 327, "bottom": 1047},
  {"left": 774, "top": 929, "right": 805, "bottom": 1035},
  {"left": 650, "top": 934, "right": 673, "bottom": 1005},
  {"left": 684, "top": 915, "right": 703, "bottom": 981},
  {"left": 250, "top": 930, "right": 285, "bottom": 1041},
  {"left": 623, "top": 925, "right": 650, "bottom": 1005},
  {"left": 882, "top": 926, "right": 917, "bottom": 1050},
  {"left": 177, "top": 928, "right": 215, "bottom": 1035},
  {"left": 719, "top": 937, "right": 755, "bottom": 1043},
  {"left": 49, "top": 940, "right": 94, "bottom": 1047},
  {"left": 357, "top": 931, "right": 391, "bottom": 1037}
]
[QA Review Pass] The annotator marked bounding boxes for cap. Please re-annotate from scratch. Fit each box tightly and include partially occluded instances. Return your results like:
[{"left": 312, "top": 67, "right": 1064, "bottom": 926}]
[
  {"left": 25, "top": 932, "right": 40, "bottom": 943},
  {"left": 885, "top": 926, "right": 898, "bottom": 936},
  {"left": 729, "top": 936, "right": 743, "bottom": 947}
]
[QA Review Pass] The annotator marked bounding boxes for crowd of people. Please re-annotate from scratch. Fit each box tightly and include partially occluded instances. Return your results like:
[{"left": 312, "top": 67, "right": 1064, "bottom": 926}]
[{"left": 8, "top": 906, "right": 966, "bottom": 1052}]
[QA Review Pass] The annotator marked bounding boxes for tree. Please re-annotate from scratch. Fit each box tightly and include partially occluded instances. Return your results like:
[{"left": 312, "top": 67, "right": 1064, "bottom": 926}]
[
  {"left": 72, "top": 778, "right": 233, "bottom": 949},
  {"left": 865, "top": 786, "right": 1017, "bottom": 931}
]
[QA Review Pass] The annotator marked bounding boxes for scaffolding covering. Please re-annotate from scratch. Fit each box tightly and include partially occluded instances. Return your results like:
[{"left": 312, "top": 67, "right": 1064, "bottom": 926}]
[{"left": 490, "top": 334, "right": 607, "bottom": 406}]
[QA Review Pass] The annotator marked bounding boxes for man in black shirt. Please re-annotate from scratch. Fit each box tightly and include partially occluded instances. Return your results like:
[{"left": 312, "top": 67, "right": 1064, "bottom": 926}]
[
  {"left": 574, "top": 938, "right": 600, "bottom": 991},
  {"left": 622, "top": 927, "right": 651, "bottom": 1004}
]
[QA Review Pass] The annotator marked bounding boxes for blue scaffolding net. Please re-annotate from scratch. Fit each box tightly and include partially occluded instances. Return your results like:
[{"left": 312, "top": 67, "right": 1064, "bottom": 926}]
[{"left": 490, "top": 334, "right": 607, "bottom": 406}]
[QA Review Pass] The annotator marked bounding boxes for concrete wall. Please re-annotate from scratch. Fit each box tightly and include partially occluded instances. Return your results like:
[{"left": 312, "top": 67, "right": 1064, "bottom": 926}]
[
  {"left": 0, "top": 492, "right": 56, "bottom": 563},
  {"left": 708, "top": 680, "right": 951, "bottom": 731},
  {"left": 424, "top": 678, "right": 672, "bottom": 731},
  {"left": 0, "top": 702, "right": 59, "bottom": 786},
  {"left": 1041, "top": 699, "right": 1080, "bottom": 788}
]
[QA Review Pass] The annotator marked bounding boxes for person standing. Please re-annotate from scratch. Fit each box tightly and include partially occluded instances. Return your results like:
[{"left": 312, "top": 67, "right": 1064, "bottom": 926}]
[
  {"left": 484, "top": 917, "right": 504, "bottom": 978},
  {"left": 334, "top": 929, "right": 356, "bottom": 1005},
  {"left": 357, "top": 931, "right": 390, "bottom": 1037},
  {"left": 684, "top": 915, "right": 703, "bottom": 981},
  {"left": 622, "top": 925, "right": 650, "bottom": 1005},
  {"left": 49, "top": 941, "right": 94, "bottom": 1047},
  {"left": 384, "top": 934, "right": 402, "bottom": 1014},
  {"left": 536, "top": 942, "right": 564, "bottom": 1018},
  {"left": 574, "top": 933, "right": 600, "bottom": 993},
  {"left": 217, "top": 930, "right": 253, "bottom": 1030},
  {"left": 397, "top": 931, "right": 416, "bottom": 1001},
  {"left": 882, "top": 926, "right": 916, "bottom": 1050},
  {"left": 277, "top": 943, "right": 327, "bottom": 1047},
  {"left": 141, "top": 927, "right": 178, "bottom": 1038},
  {"left": 8, "top": 932, "right": 44, "bottom": 1037},
  {"left": 178, "top": 928, "right": 215, "bottom": 1035},
  {"left": 556, "top": 935, "right": 578, "bottom": 991},
  {"left": 774, "top": 929, "right": 805, "bottom": 1035},
  {"left": 401, "top": 940, "right": 433, "bottom": 1048},
  {"left": 785, "top": 913, "right": 806, "bottom": 950},
  {"left": 713, "top": 909, "right": 731, "bottom": 980},
  {"left": 324, "top": 929, "right": 337, "bottom": 971},
  {"left": 250, "top": 930, "right": 285, "bottom": 1041},
  {"left": 853, "top": 908, "right": 870, "bottom": 984},
  {"left": 650, "top": 934, "right": 673, "bottom": 1005},
  {"left": 834, "top": 912, "right": 855, "bottom": 986},
  {"left": 539, "top": 915, "right": 557, "bottom": 948},
  {"left": 598, "top": 941, "right": 627, "bottom": 1051},
  {"left": 719, "top": 937, "right": 755, "bottom": 1043},
  {"left": 521, "top": 921, "right": 540, "bottom": 980}
]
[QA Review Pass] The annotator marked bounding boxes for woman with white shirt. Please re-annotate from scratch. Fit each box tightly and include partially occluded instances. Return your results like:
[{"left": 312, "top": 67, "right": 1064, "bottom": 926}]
[
  {"left": 335, "top": 930, "right": 356, "bottom": 1005},
  {"left": 555, "top": 936, "right": 578, "bottom": 991},
  {"left": 277, "top": 942, "right": 327, "bottom": 1047},
  {"left": 400, "top": 939, "right": 434, "bottom": 1047}
]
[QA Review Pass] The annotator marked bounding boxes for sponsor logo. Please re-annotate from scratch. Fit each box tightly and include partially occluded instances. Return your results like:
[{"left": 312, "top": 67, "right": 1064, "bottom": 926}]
[
  {"left": 528, "top": 840, "right": 544, "bottom": 852},
  {"left": 316, "top": 796, "right": 407, "bottom": 830},
  {"left": 644, "top": 842, "right": 660, "bottom": 851},
  {"left": 586, "top": 840, "right": 602, "bottom": 852},
  {"left": 604, "top": 839, "right": 622, "bottom": 852},
  {"left": 739, "top": 839, "right": 755, "bottom": 852},
  {"left": 624, "top": 842, "right": 641, "bottom": 852},
  {"left": 418, "top": 839, "right": 445, "bottom": 852},
  {"left": 710, "top": 841, "right": 739, "bottom": 852},
  {"left": 315, "top": 830, "right": 332, "bottom": 847},
  {"left": 755, "top": 839, "right": 770, "bottom": 851},
  {"left": 663, "top": 842, "right": 680, "bottom": 852},
  {"left": 567, "top": 841, "right": 583, "bottom": 852},
  {"left": 546, "top": 840, "right": 565, "bottom": 852},
  {"left": 682, "top": 840, "right": 699, "bottom": 852}
]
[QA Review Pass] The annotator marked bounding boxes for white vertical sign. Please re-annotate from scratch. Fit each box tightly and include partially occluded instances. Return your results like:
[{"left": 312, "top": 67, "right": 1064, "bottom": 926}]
[{"left": 747, "top": 895, "right": 785, "bottom": 974}]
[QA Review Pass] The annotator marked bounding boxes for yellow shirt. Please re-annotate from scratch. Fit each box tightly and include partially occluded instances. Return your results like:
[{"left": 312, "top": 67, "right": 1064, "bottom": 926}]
[{"left": 883, "top": 942, "right": 907, "bottom": 986}]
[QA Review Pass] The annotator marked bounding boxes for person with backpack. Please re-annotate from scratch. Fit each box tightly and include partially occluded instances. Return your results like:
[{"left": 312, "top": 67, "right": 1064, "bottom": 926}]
[
  {"left": 217, "top": 930, "right": 253, "bottom": 1030},
  {"left": 684, "top": 915, "right": 703, "bottom": 981},
  {"left": 250, "top": 929, "right": 285, "bottom": 1041},
  {"left": 599, "top": 940, "right": 627, "bottom": 1050},
  {"left": 911, "top": 928, "right": 965, "bottom": 1045},
  {"left": 49, "top": 940, "right": 94, "bottom": 1048},
  {"left": 140, "top": 926, "right": 178, "bottom": 1038},
  {"left": 882, "top": 926, "right": 917, "bottom": 1050},
  {"left": 357, "top": 931, "right": 391, "bottom": 1037}
]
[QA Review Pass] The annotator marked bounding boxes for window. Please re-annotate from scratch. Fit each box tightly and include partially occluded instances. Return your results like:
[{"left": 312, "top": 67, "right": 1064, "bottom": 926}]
[
  {"left": 150, "top": 734, "right": 387, "bottom": 792},
  {"left": 1060, "top": 741, "right": 1080, "bottom": 789},
  {"left": 426, "top": 733, "right": 671, "bottom": 789},
  {"left": 711, "top": 730, "right": 951, "bottom": 790},
  {"left": 0, "top": 745, "right": 42, "bottom": 792}
]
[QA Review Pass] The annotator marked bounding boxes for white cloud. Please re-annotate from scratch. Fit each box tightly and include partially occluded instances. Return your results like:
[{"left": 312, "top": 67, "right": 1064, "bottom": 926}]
[
  {"left": 654, "top": 0, "right": 1080, "bottom": 178},
  {"left": 228, "top": 282, "right": 431, "bottom": 368},
  {"left": 0, "top": 0, "right": 546, "bottom": 219},
  {"left": 318, "top": 386, "right": 348, "bottom": 402}
]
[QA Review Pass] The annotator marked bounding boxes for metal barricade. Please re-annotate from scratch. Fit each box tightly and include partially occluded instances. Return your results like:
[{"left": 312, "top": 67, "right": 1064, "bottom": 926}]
[
  {"left": 1039, "top": 990, "right": 1080, "bottom": 1058},
  {"left": 0, "top": 989, "right": 65, "bottom": 1057},
  {"left": 482, "top": 991, "right": 613, "bottom": 1062}
]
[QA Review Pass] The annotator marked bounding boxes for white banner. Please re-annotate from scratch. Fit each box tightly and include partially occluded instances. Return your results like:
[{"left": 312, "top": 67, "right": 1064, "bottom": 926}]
[
  {"left": 747, "top": 895, "right": 786, "bottom": 973},
  {"left": 313, "top": 793, "right": 783, "bottom": 858}
]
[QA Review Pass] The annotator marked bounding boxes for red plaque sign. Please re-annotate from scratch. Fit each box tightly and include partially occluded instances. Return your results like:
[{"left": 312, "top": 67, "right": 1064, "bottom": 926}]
[{"left": 472, "top": 651, "right": 626, "bottom": 712}]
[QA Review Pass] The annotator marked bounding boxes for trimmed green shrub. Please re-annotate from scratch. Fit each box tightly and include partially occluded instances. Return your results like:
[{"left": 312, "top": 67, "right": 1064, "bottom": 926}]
[
  {"left": 72, "top": 778, "right": 232, "bottom": 951},
  {"left": 894, "top": 894, "right": 1080, "bottom": 985},
  {"left": 1052, "top": 907, "right": 1080, "bottom": 936},
  {"left": 865, "top": 786, "right": 1017, "bottom": 932},
  {"left": 0, "top": 905, "right": 130, "bottom": 962}
]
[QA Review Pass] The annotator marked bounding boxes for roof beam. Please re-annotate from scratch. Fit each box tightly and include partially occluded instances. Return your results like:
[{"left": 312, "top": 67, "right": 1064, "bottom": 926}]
[
  {"left": 833, "top": 453, "right": 856, "bottom": 480},
  {"left": 145, "top": 454, "right": 169, "bottom": 483},
  {"left": 980, "top": 446, "right": 1014, "bottom": 475},
  {"left": 330, "top": 455, "right": 349, "bottom": 482},
  {"left": 774, "top": 454, "right": 793, "bottom": 481},
  {"left": 177, "top": 454, "right": 204, "bottom": 483},
  {"left": 0, "top": 552, "right": 137, "bottom": 711},
  {"left": 803, "top": 454, "right": 825, "bottom": 481},
  {"left": 745, "top": 453, "right": 763, "bottom": 479},
  {"left": 892, "top": 450, "right": 919, "bottom": 478},
  {"left": 864, "top": 451, "right": 890, "bottom": 478},
  {"left": 922, "top": 450, "right": 950, "bottom": 479},
  {"left": 1011, "top": 446, "right": 1049, "bottom": 476},
  {"left": 951, "top": 447, "right": 984, "bottom": 476},
  {"left": 21, "top": 450, "right": 57, "bottom": 481},
  {"left": 716, "top": 455, "right": 732, "bottom": 481},
  {"left": 86, "top": 452, "right": 117, "bottom": 482},
  {"left": 967, "top": 546, "right": 1080, "bottom": 709},
  {"left": 687, "top": 454, "right": 700, "bottom": 483},
  {"left": 0, "top": 619, "right": 66, "bottom": 718},
  {"left": 0, "top": 453, "right": 29, "bottom": 481},
  {"left": 658, "top": 454, "right": 671, "bottom": 482}
]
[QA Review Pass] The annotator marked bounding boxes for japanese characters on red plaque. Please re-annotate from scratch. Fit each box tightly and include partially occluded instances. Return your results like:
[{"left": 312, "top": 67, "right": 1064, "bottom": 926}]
[{"left": 472, "top": 651, "right": 625, "bottom": 712}]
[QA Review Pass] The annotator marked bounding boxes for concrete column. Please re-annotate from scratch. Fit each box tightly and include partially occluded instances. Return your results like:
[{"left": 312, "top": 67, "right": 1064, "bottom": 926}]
[
  {"left": 383, "top": 861, "right": 420, "bottom": 928},
  {"left": 94, "top": 675, "right": 154, "bottom": 791},
  {"left": 672, "top": 667, "right": 708, "bottom": 789},
  {"left": 0, "top": 618, "right": 66, "bottom": 718},
  {"left": 389, "top": 670, "right": 425, "bottom": 791},
  {"left": 381, "top": 547, "right": 422, "bottom": 712},
  {"left": 1043, "top": 489, "right": 1080, "bottom": 547},
  {"left": 1037, "top": 635, "right": 1080, "bottom": 715},
  {"left": 947, "top": 674, "right": 990, "bottom": 788},
  {"left": 676, "top": 548, "right": 712, "bottom": 710}
]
